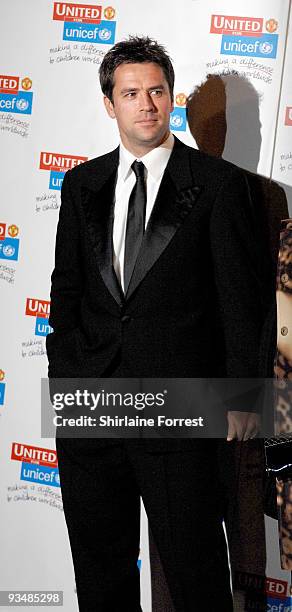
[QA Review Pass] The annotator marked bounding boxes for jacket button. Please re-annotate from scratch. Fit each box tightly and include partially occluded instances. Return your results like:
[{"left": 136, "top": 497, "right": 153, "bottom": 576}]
[
  {"left": 281, "top": 273, "right": 289, "bottom": 284},
  {"left": 281, "top": 326, "right": 288, "bottom": 336},
  {"left": 121, "top": 315, "right": 131, "bottom": 323}
]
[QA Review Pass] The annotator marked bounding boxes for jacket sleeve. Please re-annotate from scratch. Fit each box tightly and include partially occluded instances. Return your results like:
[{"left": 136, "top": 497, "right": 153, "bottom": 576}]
[
  {"left": 210, "top": 166, "right": 276, "bottom": 414},
  {"left": 48, "top": 169, "right": 84, "bottom": 335},
  {"left": 210, "top": 165, "right": 274, "bottom": 378}
]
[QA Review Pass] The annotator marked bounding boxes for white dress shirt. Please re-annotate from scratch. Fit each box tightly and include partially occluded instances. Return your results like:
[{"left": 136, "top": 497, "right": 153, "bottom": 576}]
[{"left": 113, "top": 132, "right": 174, "bottom": 292}]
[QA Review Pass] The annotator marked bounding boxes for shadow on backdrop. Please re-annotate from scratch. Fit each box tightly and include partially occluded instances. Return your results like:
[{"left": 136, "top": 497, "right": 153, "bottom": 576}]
[{"left": 187, "top": 72, "right": 289, "bottom": 267}]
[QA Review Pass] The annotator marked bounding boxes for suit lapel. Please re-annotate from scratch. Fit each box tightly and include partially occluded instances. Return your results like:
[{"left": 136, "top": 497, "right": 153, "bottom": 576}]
[
  {"left": 125, "top": 137, "right": 202, "bottom": 300},
  {"left": 81, "top": 139, "right": 202, "bottom": 306},
  {"left": 81, "top": 147, "right": 125, "bottom": 307}
]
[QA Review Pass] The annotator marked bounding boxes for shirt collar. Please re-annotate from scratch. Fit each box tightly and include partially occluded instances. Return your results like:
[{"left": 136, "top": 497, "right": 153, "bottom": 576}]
[{"left": 119, "top": 132, "right": 174, "bottom": 182}]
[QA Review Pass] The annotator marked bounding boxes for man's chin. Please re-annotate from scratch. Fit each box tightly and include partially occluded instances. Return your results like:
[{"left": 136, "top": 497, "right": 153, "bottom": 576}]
[{"left": 133, "top": 127, "right": 168, "bottom": 146}]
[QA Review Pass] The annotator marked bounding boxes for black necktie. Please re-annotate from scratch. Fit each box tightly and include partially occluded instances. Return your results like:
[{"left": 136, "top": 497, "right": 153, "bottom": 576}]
[{"left": 124, "top": 160, "right": 147, "bottom": 293}]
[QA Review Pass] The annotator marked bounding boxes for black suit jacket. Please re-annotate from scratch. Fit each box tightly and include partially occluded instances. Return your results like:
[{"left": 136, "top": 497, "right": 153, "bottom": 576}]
[{"left": 46, "top": 137, "right": 274, "bottom": 445}]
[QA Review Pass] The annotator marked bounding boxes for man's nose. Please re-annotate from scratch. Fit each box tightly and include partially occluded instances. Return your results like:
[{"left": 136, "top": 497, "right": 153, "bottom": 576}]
[{"left": 139, "top": 90, "right": 156, "bottom": 111}]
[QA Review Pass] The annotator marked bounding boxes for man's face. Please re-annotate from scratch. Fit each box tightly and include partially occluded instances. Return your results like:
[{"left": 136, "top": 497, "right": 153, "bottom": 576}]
[{"left": 103, "top": 62, "right": 174, "bottom": 155}]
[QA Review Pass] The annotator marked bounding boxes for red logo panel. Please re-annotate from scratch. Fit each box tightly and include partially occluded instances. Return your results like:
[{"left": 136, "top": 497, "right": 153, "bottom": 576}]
[
  {"left": 0, "top": 76, "right": 19, "bottom": 94},
  {"left": 210, "top": 15, "right": 263, "bottom": 36},
  {"left": 11, "top": 442, "right": 58, "bottom": 467},
  {"left": 266, "top": 577, "right": 288, "bottom": 599},
  {"left": 285, "top": 107, "right": 292, "bottom": 126},
  {"left": 39, "top": 151, "right": 88, "bottom": 172},
  {"left": 53, "top": 2, "right": 102, "bottom": 23},
  {"left": 0, "top": 223, "right": 6, "bottom": 240},
  {"left": 25, "top": 298, "right": 50, "bottom": 318}
]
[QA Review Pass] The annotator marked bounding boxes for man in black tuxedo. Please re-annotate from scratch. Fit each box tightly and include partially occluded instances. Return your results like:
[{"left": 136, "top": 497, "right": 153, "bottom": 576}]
[{"left": 46, "top": 36, "right": 272, "bottom": 612}]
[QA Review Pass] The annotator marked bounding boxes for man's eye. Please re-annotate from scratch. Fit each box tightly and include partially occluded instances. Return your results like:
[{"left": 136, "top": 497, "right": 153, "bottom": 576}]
[
  {"left": 125, "top": 92, "right": 136, "bottom": 98},
  {"left": 150, "top": 89, "right": 162, "bottom": 96}
]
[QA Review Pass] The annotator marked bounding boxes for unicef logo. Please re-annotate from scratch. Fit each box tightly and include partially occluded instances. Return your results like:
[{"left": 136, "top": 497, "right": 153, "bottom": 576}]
[
  {"left": 54, "top": 472, "right": 60, "bottom": 485},
  {"left": 3, "top": 244, "right": 15, "bottom": 258},
  {"left": 16, "top": 98, "right": 29, "bottom": 112},
  {"left": 259, "top": 42, "right": 273, "bottom": 55},
  {"left": 99, "top": 28, "right": 111, "bottom": 41},
  {"left": 170, "top": 114, "right": 183, "bottom": 128}
]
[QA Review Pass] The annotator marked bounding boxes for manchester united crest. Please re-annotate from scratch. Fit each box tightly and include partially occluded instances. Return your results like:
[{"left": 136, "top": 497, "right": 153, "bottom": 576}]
[
  {"left": 21, "top": 77, "right": 32, "bottom": 91},
  {"left": 266, "top": 18, "right": 278, "bottom": 33},
  {"left": 175, "top": 93, "right": 187, "bottom": 107},
  {"left": 8, "top": 224, "right": 19, "bottom": 238},
  {"left": 0, "top": 370, "right": 5, "bottom": 381},
  {"left": 104, "top": 6, "right": 115, "bottom": 20}
]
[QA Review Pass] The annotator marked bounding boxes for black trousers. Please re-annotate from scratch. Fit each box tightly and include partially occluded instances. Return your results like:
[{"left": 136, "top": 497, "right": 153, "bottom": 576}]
[{"left": 56, "top": 437, "right": 233, "bottom": 612}]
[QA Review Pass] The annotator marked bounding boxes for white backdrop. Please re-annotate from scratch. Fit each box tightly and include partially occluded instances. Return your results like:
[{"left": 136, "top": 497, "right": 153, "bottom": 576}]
[{"left": 1, "top": 1, "right": 292, "bottom": 610}]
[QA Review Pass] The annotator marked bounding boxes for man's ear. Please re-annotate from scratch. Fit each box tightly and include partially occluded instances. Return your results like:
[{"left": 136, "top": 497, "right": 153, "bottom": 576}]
[{"left": 104, "top": 96, "right": 116, "bottom": 119}]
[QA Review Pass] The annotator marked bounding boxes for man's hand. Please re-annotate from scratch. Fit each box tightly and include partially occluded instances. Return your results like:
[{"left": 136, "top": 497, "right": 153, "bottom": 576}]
[{"left": 227, "top": 411, "right": 260, "bottom": 441}]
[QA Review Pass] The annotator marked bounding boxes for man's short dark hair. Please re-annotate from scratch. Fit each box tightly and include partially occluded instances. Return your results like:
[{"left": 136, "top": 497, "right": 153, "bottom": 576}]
[{"left": 99, "top": 35, "right": 175, "bottom": 103}]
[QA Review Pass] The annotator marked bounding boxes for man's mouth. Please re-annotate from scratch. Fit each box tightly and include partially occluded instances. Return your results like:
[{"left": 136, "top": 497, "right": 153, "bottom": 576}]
[{"left": 136, "top": 118, "right": 158, "bottom": 123}]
